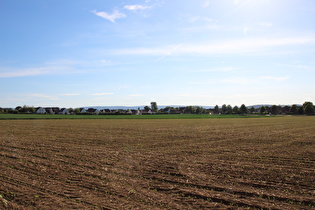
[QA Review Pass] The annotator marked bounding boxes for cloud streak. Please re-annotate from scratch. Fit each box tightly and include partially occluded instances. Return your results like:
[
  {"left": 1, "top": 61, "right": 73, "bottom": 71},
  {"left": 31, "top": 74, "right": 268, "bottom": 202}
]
[
  {"left": 124, "top": 5, "right": 151, "bottom": 11},
  {"left": 261, "top": 76, "right": 290, "bottom": 81},
  {"left": 112, "top": 36, "right": 315, "bottom": 56},
  {"left": 91, "top": 93, "right": 114, "bottom": 96},
  {"left": 92, "top": 10, "right": 126, "bottom": 23},
  {"left": 0, "top": 66, "right": 74, "bottom": 78}
]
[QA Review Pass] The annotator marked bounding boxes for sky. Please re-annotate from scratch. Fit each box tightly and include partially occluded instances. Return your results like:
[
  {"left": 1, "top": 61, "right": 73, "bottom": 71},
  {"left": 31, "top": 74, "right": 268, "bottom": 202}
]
[{"left": 1, "top": 0, "right": 315, "bottom": 108}]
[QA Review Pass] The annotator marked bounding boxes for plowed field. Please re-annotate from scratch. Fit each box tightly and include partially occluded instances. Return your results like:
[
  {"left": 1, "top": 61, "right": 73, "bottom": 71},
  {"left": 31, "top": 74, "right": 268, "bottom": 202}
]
[{"left": 1, "top": 117, "right": 315, "bottom": 209}]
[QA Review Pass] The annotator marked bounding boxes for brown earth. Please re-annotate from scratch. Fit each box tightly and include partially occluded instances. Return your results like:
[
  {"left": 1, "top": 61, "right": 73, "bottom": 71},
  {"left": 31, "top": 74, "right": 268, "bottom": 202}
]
[{"left": 0, "top": 117, "right": 314, "bottom": 209}]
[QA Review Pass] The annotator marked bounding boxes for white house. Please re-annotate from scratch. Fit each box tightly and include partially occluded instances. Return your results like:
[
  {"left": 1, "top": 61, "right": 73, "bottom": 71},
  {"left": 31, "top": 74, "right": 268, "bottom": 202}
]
[
  {"left": 35, "top": 107, "right": 46, "bottom": 114},
  {"left": 79, "top": 108, "right": 87, "bottom": 114},
  {"left": 60, "top": 108, "right": 70, "bottom": 115}
]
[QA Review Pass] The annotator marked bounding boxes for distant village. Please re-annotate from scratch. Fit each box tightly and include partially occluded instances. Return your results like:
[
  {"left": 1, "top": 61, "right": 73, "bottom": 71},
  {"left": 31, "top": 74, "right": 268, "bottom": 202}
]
[{"left": 0, "top": 101, "right": 314, "bottom": 115}]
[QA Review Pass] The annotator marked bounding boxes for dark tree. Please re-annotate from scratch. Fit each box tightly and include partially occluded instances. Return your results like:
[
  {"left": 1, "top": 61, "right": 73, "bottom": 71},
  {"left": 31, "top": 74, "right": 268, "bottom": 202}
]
[
  {"left": 226, "top": 105, "right": 232, "bottom": 114},
  {"left": 259, "top": 106, "right": 266, "bottom": 115},
  {"left": 289, "top": 105, "right": 298, "bottom": 115},
  {"left": 265, "top": 106, "right": 270, "bottom": 114},
  {"left": 303, "top": 102, "right": 313, "bottom": 109},
  {"left": 15, "top": 106, "right": 22, "bottom": 112},
  {"left": 304, "top": 103, "right": 314, "bottom": 115},
  {"left": 249, "top": 106, "right": 255, "bottom": 114},
  {"left": 298, "top": 106, "right": 304, "bottom": 115},
  {"left": 270, "top": 105, "right": 279, "bottom": 115},
  {"left": 196, "top": 106, "right": 206, "bottom": 114},
  {"left": 214, "top": 105, "right": 219, "bottom": 114},
  {"left": 144, "top": 106, "right": 150, "bottom": 112},
  {"left": 221, "top": 104, "right": 227, "bottom": 114},
  {"left": 281, "top": 106, "right": 290, "bottom": 115},
  {"left": 240, "top": 104, "right": 248, "bottom": 115},
  {"left": 150, "top": 102, "right": 158, "bottom": 112},
  {"left": 233, "top": 106, "right": 239, "bottom": 114}
]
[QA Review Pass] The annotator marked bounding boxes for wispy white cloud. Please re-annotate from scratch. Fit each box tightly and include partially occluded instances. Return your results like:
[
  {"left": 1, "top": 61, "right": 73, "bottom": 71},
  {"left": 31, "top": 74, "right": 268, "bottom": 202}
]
[
  {"left": 257, "top": 22, "right": 273, "bottom": 27},
  {"left": 243, "top": 27, "right": 249, "bottom": 35},
  {"left": 61, "top": 93, "right": 81, "bottom": 96},
  {"left": 261, "top": 76, "right": 290, "bottom": 81},
  {"left": 202, "top": 0, "right": 210, "bottom": 8},
  {"left": 124, "top": 5, "right": 151, "bottom": 11},
  {"left": 277, "top": 64, "right": 309, "bottom": 70},
  {"left": 91, "top": 93, "right": 114, "bottom": 96},
  {"left": 30, "top": 94, "right": 60, "bottom": 101},
  {"left": 225, "top": 0, "right": 251, "bottom": 17},
  {"left": 112, "top": 36, "right": 315, "bottom": 56},
  {"left": 221, "top": 77, "right": 254, "bottom": 85},
  {"left": 92, "top": 10, "right": 126, "bottom": 23},
  {"left": 0, "top": 66, "right": 73, "bottom": 78},
  {"left": 242, "top": 22, "right": 272, "bottom": 35},
  {"left": 157, "top": 43, "right": 183, "bottom": 61},
  {"left": 197, "top": 67, "right": 239, "bottom": 72},
  {"left": 229, "top": 93, "right": 270, "bottom": 98},
  {"left": 189, "top": 16, "right": 213, "bottom": 23},
  {"left": 189, "top": 75, "right": 289, "bottom": 86},
  {"left": 129, "top": 94, "right": 144, "bottom": 97}
]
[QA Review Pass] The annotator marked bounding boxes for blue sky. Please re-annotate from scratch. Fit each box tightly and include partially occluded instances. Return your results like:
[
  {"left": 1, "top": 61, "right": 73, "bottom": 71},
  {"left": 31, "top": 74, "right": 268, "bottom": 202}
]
[{"left": 1, "top": 0, "right": 315, "bottom": 108}]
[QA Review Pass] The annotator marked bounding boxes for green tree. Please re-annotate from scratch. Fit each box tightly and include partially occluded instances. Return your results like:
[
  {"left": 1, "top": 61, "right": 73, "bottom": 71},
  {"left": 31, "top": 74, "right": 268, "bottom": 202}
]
[
  {"left": 259, "top": 106, "right": 266, "bottom": 115},
  {"left": 74, "top": 108, "right": 80, "bottom": 114},
  {"left": 226, "top": 105, "right": 232, "bottom": 114},
  {"left": 303, "top": 102, "right": 313, "bottom": 109},
  {"left": 144, "top": 106, "right": 150, "bottom": 112},
  {"left": 184, "top": 106, "right": 196, "bottom": 114},
  {"left": 15, "top": 106, "right": 22, "bottom": 112},
  {"left": 214, "top": 105, "right": 219, "bottom": 114},
  {"left": 240, "top": 104, "right": 248, "bottom": 115},
  {"left": 196, "top": 106, "right": 206, "bottom": 114},
  {"left": 221, "top": 104, "right": 227, "bottom": 114},
  {"left": 270, "top": 105, "right": 279, "bottom": 115},
  {"left": 150, "top": 102, "right": 158, "bottom": 112},
  {"left": 29, "top": 107, "right": 35, "bottom": 113},
  {"left": 20, "top": 105, "right": 35, "bottom": 113},
  {"left": 304, "top": 103, "right": 314, "bottom": 115},
  {"left": 289, "top": 105, "right": 298, "bottom": 115},
  {"left": 298, "top": 106, "right": 304, "bottom": 115},
  {"left": 249, "top": 106, "right": 255, "bottom": 114},
  {"left": 233, "top": 106, "right": 239, "bottom": 114}
]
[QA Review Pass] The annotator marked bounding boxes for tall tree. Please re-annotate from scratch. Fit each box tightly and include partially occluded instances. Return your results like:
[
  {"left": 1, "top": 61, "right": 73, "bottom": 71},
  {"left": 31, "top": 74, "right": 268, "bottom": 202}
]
[
  {"left": 74, "top": 108, "right": 80, "bottom": 114},
  {"left": 185, "top": 106, "right": 196, "bottom": 114},
  {"left": 259, "top": 106, "right": 266, "bottom": 115},
  {"left": 240, "top": 104, "right": 248, "bottom": 115},
  {"left": 150, "top": 102, "right": 158, "bottom": 112},
  {"left": 221, "top": 104, "right": 227, "bottom": 114},
  {"left": 281, "top": 106, "right": 290, "bottom": 115},
  {"left": 226, "top": 105, "right": 232, "bottom": 114},
  {"left": 233, "top": 106, "right": 239, "bottom": 114},
  {"left": 289, "top": 105, "right": 298, "bottom": 115},
  {"left": 298, "top": 106, "right": 304, "bottom": 115},
  {"left": 270, "top": 105, "right": 279, "bottom": 115},
  {"left": 304, "top": 103, "right": 314, "bottom": 115},
  {"left": 144, "top": 106, "right": 150, "bottom": 112},
  {"left": 303, "top": 102, "right": 313, "bottom": 109},
  {"left": 214, "top": 105, "right": 219, "bottom": 114},
  {"left": 249, "top": 106, "right": 255, "bottom": 114},
  {"left": 196, "top": 106, "right": 205, "bottom": 114}
]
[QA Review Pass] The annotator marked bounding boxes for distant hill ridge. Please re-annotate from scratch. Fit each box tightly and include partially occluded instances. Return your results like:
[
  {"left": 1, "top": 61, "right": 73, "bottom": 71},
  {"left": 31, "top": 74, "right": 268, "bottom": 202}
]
[
  {"left": 81, "top": 105, "right": 214, "bottom": 110},
  {"left": 80, "top": 104, "right": 300, "bottom": 110}
]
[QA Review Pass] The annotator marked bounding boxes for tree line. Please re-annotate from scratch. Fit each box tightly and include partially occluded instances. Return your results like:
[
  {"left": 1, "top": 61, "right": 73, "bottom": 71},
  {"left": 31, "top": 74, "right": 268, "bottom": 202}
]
[
  {"left": 211, "top": 102, "right": 314, "bottom": 115},
  {"left": 0, "top": 101, "right": 314, "bottom": 115}
]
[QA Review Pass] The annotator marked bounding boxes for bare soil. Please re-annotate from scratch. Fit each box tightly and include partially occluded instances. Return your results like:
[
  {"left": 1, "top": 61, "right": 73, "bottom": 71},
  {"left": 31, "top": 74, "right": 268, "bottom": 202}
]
[{"left": 0, "top": 117, "right": 315, "bottom": 209}]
